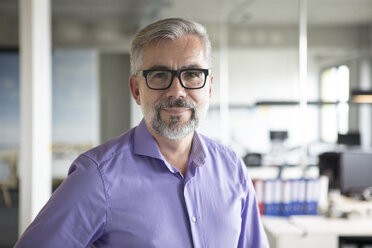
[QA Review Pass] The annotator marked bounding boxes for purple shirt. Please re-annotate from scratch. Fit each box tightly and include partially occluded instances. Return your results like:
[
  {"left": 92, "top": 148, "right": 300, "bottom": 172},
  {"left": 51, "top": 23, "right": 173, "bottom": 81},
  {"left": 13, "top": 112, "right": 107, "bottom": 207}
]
[{"left": 15, "top": 119, "right": 269, "bottom": 248}]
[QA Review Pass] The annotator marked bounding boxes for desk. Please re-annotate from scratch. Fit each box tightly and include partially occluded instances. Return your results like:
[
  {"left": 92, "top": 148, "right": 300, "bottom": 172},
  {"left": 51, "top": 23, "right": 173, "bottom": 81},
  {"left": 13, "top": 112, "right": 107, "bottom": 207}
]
[{"left": 263, "top": 216, "right": 372, "bottom": 248}]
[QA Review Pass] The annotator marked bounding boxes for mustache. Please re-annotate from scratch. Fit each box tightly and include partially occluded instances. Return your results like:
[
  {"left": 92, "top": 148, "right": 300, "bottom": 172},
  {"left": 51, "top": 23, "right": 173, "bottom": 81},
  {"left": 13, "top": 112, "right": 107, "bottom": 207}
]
[{"left": 155, "top": 98, "right": 196, "bottom": 112}]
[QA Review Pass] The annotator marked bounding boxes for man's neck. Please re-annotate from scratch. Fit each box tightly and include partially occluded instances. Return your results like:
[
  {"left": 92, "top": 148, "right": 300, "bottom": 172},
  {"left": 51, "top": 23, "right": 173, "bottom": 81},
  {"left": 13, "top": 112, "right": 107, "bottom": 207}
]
[{"left": 145, "top": 122, "right": 193, "bottom": 176}]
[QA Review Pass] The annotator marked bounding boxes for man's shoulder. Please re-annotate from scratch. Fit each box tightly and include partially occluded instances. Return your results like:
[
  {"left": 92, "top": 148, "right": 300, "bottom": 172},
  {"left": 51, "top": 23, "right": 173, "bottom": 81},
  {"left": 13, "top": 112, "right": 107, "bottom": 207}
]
[
  {"left": 198, "top": 132, "right": 251, "bottom": 188},
  {"left": 81, "top": 127, "right": 136, "bottom": 165},
  {"left": 198, "top": 132, "right": 239, "bottom": 160}
]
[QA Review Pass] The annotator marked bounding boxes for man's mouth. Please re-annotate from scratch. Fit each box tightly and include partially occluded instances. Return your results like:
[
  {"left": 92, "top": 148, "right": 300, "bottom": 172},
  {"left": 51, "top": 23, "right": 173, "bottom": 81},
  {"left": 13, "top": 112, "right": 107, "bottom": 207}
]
[
  {"left": 156, "top": 98, "right": 196, "bottom": 113},
  {"left": 162, "top": 107, "right": 191, "bottom": 115}
]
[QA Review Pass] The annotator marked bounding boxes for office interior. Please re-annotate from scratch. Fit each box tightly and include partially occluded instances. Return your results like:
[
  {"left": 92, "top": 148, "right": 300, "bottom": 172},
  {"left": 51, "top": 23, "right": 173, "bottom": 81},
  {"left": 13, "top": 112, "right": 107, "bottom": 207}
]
[{"left": 0, "top": 0, "right": 372, "bottom": 247}]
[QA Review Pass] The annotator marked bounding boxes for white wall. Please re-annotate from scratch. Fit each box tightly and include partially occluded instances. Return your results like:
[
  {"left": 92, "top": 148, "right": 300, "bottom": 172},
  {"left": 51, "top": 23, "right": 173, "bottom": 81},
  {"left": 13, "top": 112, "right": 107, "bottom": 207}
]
[
  {"left": 199, "top": 47, "right": 320, "bottom": 159},
  {"left": 199, "top": 25, "right": 371, "bottom": 159}
]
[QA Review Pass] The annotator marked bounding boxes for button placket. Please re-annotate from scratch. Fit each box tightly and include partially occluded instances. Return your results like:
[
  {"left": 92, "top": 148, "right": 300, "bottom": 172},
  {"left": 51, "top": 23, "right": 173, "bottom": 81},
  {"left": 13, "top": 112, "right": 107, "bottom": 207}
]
[
  {"left": 184, "top": 180, "right": 199, "bottom": 224},
  {"left": 183, "top": 169, "right": 205, "bottom": 247}
]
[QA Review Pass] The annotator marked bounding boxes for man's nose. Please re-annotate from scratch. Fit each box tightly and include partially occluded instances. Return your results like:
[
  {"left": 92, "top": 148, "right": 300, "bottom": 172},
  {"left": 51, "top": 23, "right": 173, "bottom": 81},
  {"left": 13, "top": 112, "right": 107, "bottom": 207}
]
[{"left": 165, "top": 74, "right": 186, "bottom": 99}]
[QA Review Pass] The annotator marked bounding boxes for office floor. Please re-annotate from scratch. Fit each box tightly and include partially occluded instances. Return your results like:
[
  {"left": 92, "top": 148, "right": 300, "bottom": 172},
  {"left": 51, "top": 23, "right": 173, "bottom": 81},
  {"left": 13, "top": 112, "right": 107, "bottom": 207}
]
[{"left": 0, "top": 189, "right": 18, "bottom": 248}]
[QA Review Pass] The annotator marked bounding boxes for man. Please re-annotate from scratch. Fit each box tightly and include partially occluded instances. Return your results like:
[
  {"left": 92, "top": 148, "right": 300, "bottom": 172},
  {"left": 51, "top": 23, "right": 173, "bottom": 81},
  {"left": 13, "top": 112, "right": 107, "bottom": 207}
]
[{"left": 15, "top": 18, "right": 269, "bottom": 248}]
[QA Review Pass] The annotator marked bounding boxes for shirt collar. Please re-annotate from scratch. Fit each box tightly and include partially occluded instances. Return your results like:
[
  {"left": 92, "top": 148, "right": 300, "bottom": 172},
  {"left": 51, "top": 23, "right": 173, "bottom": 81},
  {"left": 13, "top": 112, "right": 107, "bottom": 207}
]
[
  {"left": 133, "top": 118, "right": 207, "bottom": 167},
  {"left": 190, "top": 131, "right": 207, "bottom": 167},
  {"left": 133, "top": 119, "right": 164, "bottom": 160}
]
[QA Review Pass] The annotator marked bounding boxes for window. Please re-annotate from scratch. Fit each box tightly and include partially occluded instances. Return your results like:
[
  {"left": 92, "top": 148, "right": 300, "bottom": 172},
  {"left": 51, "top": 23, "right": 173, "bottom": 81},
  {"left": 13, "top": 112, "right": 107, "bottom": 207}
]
[
  {"left": 0, "top": 51, "right": 19, "bottom": 149},
  {"left": 0, "top": 49, "right": 98, "bottom": 179},
  {"left": 320, "top": 65, "right": 350, "bottom": 143}
]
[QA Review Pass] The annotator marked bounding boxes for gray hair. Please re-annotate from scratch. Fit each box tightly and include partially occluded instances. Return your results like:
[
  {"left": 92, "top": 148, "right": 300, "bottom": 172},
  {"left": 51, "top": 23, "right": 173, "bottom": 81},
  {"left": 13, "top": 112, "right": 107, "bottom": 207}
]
[{"left": 129, "top": 18, "right": 212, "bottom": 75}]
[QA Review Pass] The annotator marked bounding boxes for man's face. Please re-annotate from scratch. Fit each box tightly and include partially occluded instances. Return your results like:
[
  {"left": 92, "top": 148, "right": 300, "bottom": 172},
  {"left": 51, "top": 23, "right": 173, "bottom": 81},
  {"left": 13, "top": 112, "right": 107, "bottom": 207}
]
[{"left": 130, "top": 34, "right": 213, "bottom": 140}]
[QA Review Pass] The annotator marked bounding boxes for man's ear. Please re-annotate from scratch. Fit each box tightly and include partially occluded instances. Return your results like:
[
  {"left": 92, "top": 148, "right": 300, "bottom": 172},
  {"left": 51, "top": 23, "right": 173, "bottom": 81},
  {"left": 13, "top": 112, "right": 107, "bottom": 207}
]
[
  {"left": 209, "top": 75, "right": 213, "bottom": 98},
  {"left": 129, "top": 75, "right": 141, "bottom": 105}
]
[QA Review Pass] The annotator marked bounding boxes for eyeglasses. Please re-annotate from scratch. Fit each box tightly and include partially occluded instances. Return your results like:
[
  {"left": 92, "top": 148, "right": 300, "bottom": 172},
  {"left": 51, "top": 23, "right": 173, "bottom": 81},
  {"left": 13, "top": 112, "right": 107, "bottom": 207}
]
[{"left": 139, "top": 68, "right": 210, "bottom": 90}]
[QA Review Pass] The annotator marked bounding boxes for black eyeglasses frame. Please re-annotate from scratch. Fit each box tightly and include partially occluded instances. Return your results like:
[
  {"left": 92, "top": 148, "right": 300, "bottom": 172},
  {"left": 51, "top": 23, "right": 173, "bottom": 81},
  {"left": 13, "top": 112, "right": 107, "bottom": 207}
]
[{"left": 139, "top": 68, "right": 210, "bottom": 90}]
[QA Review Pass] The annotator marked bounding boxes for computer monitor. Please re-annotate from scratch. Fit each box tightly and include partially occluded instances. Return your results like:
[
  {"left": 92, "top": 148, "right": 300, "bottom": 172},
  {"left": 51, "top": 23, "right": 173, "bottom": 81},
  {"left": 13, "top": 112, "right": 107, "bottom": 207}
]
[
  {"left": 318, "top": 152, "right": 340, "bottom": 190},
  {"left": 337, "top": 132, "right": 361, "bottom": 146},
  {"left": 340, "top": 151, "right": 372, "bottom": 196},
  {"left": 270, "top": 130, "right": 288, "bottom": 141}
]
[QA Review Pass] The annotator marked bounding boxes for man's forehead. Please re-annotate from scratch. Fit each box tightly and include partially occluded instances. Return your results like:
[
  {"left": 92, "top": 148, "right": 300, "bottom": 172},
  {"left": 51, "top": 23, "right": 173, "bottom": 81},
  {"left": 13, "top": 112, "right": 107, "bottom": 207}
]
[
  {"left": 145, "top": 63, "right": 205, "bottom": 70},
  {"left": 141, "top": 35, "right": 208, "bottom": 69}
]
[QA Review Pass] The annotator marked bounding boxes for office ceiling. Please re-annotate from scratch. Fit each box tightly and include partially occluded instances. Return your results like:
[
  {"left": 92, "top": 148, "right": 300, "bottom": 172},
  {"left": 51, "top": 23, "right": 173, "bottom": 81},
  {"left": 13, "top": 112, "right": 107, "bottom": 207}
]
[
  {"left": 51, "top": 0, "right": 372, "bottom": 26},
  {"left": 0, "top": 0, "right": 371, "bottom": 48},
  {"left": 1, "top": 0, "right": 372, "bottom": 28}
]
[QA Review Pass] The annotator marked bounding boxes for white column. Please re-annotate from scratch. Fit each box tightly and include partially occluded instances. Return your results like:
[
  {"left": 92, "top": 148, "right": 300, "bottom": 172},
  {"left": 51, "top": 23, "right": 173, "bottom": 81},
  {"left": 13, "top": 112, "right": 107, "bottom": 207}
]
[
  {"left": 359, "top": 58, "right": 371, "bottom": 147},
  {"left": 19, "top": 0, "right": 52, "bottom": 235},
  {"left": 298, "top": 0, "right": 308, "bottom": 168},
  {"left": 219, "top": 0, "right": 230, "bottom": 145}
]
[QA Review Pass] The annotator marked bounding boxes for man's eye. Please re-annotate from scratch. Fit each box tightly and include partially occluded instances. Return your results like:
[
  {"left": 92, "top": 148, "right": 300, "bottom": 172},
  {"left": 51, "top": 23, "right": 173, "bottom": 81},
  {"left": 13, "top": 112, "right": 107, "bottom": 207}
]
[
  {"left": 153, "top": 72, "right": 167, "bottom": 78},
  {"left": 185, "top": 71, "right": 201, "bottom": 78}
]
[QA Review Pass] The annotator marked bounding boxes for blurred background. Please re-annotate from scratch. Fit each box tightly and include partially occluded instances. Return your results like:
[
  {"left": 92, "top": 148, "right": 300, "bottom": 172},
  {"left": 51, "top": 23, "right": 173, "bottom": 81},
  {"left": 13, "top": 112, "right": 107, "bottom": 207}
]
[{"left": 0, "top": 0, "right": 372, "bottom": 247}]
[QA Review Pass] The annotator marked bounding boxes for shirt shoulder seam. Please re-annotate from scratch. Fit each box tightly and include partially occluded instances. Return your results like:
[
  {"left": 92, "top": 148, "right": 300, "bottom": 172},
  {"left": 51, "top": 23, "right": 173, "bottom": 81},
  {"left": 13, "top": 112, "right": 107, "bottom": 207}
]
[
  {"left": 83, "top": 128, "right": 135, "bottom": 166},
  {"left": 80, "top": 153, "right": 109, "bottom": 237}
]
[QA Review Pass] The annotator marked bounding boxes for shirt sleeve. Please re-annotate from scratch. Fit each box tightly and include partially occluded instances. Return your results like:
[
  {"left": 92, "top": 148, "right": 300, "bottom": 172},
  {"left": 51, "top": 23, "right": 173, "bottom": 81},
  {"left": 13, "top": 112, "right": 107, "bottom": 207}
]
[
  {"left": 14, "top": 154, "right": 107, "bottom": 248},
  {"left": 238, "top": 160, "right": 270, "bottom": 248}
]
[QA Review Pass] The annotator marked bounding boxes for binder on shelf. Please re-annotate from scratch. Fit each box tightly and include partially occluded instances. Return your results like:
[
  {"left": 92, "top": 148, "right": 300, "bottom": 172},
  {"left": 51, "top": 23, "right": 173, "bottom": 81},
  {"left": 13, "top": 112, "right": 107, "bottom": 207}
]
[
  {"left": 264, "top": 179, "right": 274, "bottom": 215},
  {"left": 298, "top": 179, "right": 306, "bottom": 215},
  {"left": 291, "top": 179, "right": 301, "bottom": 215},
  {"left": 281, "top": 179, "right": 292, "bottom": 216},
  {"left": 253, "top": 179, "right": 264, "bottom": 215},
  {"left": 272, "top": 179, "right": 282, "bottom": 216},
  {"left": 305, "top": 179, "right": 319, "bottom": 215},
  {"left": 251, "top": 176, "right": 320, "bottom": 217}
]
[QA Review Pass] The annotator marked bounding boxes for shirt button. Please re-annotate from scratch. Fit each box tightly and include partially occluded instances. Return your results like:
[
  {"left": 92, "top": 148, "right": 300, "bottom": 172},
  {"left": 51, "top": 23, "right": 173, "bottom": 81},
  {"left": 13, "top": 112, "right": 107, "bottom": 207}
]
[{"left": 191, "top": 216, "right": 197, "bottom": 223}]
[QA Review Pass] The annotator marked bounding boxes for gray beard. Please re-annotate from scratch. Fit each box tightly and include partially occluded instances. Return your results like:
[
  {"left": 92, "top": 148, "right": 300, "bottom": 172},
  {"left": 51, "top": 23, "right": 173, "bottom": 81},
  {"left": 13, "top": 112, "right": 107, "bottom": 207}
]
[{"left": 143, "top": 98, "right": 200, "bottom": 140}]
